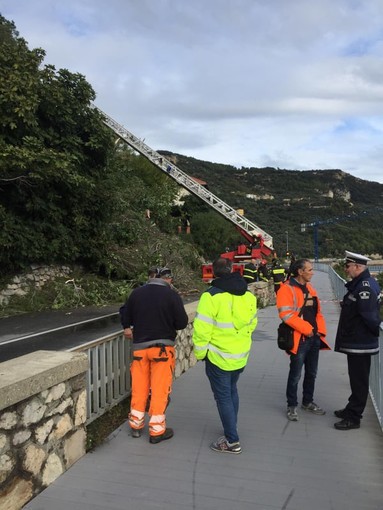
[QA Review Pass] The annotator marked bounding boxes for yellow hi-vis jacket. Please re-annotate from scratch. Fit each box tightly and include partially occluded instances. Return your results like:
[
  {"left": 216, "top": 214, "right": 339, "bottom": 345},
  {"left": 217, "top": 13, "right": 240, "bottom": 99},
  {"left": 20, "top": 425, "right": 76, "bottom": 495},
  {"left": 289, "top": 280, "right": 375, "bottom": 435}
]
[{"left": 193, "top": 284, "right": 258, "bottom": 371}]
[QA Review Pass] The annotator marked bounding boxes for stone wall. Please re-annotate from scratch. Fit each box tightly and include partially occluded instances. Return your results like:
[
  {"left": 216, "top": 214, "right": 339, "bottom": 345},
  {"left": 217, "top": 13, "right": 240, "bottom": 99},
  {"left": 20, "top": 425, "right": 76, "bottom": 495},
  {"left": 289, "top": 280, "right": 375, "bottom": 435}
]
[
  {"left": 0, "top": 265, "right": 71, "bottom": 307},
  {"left": 0, "top": 351, "right": 88, "bottom": 510},
  {"left": 174, "top": 306, "right": 197, "bottom": 378},
  {"left": 249, "top": 280, "right": 276, "bottom": 307}
]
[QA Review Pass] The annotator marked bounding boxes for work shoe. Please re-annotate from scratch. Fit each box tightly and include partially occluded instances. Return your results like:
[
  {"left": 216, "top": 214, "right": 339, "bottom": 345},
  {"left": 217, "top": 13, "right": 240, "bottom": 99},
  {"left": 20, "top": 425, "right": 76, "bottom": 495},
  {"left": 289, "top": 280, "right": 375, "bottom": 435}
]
[
  {"left": 334, "top": 419, "right": 360, "bottom": 431},
  {"left": 149, "top": 428, "right": 174, "bottom": 444},
  {"left": 301, "top": 402, "right": 326, "bottom": 415},
  {"left": 334, "top": 408, "right": 347, "bottom": 419},
  {"left": 287, "top": 406, "right": 299, "bottom": 421},
  {"left": 210, "top": 436, "right": 242, "bottom": 454},
  {"left": 130, "top": 428, "right": 142, "bottom": 438}
]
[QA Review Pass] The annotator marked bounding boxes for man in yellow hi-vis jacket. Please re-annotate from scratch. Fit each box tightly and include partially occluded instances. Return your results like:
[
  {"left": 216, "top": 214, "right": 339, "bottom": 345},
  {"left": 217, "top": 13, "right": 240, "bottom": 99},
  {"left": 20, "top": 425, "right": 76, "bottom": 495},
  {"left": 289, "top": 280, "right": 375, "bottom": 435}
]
[{"left": 193, "top": 257, "right": 258, "bottom": 454}]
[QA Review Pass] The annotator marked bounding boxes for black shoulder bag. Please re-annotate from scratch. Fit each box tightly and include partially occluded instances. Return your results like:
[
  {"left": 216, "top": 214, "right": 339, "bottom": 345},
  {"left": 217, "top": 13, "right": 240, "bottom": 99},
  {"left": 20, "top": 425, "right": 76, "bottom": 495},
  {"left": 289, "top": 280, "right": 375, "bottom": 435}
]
[{"left": 277, "top": 288, "right": 308, "bottom": 353}]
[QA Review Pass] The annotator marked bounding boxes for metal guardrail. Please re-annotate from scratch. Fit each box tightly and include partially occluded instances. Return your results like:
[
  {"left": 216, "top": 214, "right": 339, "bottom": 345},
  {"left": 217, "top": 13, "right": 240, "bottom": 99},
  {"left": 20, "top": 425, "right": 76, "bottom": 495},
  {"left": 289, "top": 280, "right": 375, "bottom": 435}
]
[
  {"left": 69, "top": 318, "right": 196, "bottom": 425},
  {"left": 314, "top": 263, "right": 382, "bottom": 429},
  {"left": 70, "top": 331, "right": 131, "bottom": 425}
]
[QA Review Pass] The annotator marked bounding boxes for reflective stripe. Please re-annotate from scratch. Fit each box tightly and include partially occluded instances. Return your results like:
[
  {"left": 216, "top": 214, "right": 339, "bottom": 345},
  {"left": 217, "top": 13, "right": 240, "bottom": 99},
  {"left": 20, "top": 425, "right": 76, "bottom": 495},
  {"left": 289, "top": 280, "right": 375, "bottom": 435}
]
[
  {"left": 215, "top": 321, "right": 235, "bottom": 329},
  {"left": 278, "top": 306, "right": 294, "bottom": 312},
  {"left": 282, "top": 313, "right": 295, "bottom": 321},
  {"left": 340, "top": 347, "right": 379, "bottom": 354},
  {"left": 194, "top": 344, "right": 209, "bottom": 351},
  {"left": 195, "top": 312, "right": 234, "bottom": 329},
  {"left": 209, "top": 344, "right": 249, "bottom": 359},
  {"left": 195, "top": 312, "right": 215, "bottom": 325}
]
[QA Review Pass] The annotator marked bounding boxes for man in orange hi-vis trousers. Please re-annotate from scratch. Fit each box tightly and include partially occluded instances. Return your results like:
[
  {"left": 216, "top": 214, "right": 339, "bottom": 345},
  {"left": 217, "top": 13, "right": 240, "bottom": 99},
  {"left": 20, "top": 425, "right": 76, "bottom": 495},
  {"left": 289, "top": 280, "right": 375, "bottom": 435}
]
[{"left": 120, "top": 267, "right": 188, "bottom": 444}]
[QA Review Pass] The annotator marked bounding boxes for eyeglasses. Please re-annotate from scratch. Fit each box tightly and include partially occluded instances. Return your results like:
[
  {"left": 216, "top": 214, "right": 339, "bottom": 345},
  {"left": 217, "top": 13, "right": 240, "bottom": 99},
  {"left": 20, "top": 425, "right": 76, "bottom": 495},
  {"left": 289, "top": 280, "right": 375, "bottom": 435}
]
[{"left": 344, "top": 262, "right": 355, "bottom": 268}]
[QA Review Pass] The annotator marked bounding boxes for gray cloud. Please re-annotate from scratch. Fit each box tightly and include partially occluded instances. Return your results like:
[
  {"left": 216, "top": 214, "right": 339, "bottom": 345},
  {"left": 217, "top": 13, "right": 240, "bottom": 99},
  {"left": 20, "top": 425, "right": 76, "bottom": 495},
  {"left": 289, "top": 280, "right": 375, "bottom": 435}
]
[{"left": 2, "top": 0, "right": 383, "bottom": 182}]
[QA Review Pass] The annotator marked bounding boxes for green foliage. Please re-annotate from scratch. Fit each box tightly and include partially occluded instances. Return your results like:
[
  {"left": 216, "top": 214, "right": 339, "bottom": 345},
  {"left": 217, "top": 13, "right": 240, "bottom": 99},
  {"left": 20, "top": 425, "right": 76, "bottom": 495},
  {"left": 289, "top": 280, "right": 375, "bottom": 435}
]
[
  {"left": 0, "top": 272, "right": 133, "bottom": 317},
  {"left": 163, "top": 152, "right": 383, "bottom": 259},
  {"left": 0, "top": 16, "right": 187, "bottom": 279},
  {"left": 189, "top": 211, "right": 240, "bottom": 261},
  {"left": 86, "top": 397, "right": 131, "bottom": 451},
  {"left": 0, "top": 15, "right": 119, "bottom": 274}
]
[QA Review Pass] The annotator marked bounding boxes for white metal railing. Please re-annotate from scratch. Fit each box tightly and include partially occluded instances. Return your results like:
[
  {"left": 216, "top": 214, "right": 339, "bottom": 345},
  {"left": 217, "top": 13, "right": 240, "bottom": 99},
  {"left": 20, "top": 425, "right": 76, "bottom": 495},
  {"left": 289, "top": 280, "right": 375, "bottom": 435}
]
[
  {"left": 69, "top": 316, "right": 196, "bottom": 424},
  {"left": 314, "top": 262, "right": 383, "bottom": 429},
  {"left": 70, "top": 331, "right": 131, "bottom": 424}
]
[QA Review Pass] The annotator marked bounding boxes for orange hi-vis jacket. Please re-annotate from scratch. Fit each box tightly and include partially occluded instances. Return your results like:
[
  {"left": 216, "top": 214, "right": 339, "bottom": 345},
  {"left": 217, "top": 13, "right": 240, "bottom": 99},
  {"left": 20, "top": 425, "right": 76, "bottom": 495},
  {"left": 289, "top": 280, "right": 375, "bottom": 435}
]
[{"left": 276, "top": 280, "right": 330, "bottom": 355}]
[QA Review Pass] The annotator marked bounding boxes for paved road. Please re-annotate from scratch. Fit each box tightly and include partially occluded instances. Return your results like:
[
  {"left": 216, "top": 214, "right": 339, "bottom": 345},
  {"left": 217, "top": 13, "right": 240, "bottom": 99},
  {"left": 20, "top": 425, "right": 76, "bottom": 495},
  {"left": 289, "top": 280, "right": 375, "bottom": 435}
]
[
  {"left": 0, "top": 293, "right": 201, "bottom": 362},
  {"left": 0, "top": 305, "right": 120, "bottom": 362}
]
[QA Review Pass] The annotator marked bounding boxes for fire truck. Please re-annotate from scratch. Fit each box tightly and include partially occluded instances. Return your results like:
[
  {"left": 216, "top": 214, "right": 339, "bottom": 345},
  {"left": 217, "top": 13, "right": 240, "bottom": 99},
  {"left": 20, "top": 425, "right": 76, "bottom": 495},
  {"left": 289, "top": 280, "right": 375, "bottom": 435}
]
[{"left": 93, "top": 105, "right": 275, "bottom": 281}]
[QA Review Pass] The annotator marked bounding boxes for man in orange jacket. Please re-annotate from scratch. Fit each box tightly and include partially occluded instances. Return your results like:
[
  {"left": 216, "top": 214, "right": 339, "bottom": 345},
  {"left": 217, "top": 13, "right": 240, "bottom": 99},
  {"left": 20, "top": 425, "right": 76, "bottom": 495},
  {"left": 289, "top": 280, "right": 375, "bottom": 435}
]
[{"left": 276, "top": 259, "right": 330, "bottom": 421}]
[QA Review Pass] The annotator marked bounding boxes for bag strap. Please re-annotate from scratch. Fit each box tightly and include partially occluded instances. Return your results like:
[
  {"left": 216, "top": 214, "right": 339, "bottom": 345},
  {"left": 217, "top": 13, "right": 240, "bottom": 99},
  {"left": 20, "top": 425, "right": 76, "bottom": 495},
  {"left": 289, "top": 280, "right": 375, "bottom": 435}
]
[{"left": 287, "top": 283, "right": 309, "bottom": 317}]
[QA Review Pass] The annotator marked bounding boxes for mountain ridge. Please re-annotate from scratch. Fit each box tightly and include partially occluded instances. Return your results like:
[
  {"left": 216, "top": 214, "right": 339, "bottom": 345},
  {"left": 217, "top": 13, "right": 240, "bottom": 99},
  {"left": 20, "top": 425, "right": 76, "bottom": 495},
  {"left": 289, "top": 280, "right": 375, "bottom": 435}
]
[{"left": 159, "top": 151, "right": 383, "bottom": 258}]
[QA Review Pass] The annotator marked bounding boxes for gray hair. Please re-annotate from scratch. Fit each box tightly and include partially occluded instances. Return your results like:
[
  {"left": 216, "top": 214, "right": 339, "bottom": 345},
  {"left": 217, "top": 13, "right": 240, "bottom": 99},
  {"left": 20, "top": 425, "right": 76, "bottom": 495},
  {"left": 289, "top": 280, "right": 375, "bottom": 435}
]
[{"left": 290, "top": 258, "right": 311, "bottom": 277}]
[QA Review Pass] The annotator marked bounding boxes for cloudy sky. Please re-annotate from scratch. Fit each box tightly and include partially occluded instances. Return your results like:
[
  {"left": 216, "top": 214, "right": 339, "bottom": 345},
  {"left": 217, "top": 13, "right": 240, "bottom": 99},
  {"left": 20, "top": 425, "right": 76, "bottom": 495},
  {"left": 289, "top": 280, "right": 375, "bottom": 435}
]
[{"left": 2, "top": 0, "right": 383, "bottom": 183}]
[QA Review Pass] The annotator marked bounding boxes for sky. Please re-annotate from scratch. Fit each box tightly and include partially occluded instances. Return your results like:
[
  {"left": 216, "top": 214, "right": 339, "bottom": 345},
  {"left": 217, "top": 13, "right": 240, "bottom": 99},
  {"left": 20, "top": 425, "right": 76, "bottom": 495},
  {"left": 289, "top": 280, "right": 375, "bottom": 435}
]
[{"left": 2, "top": 0, "right": 383, "bottom": 184}]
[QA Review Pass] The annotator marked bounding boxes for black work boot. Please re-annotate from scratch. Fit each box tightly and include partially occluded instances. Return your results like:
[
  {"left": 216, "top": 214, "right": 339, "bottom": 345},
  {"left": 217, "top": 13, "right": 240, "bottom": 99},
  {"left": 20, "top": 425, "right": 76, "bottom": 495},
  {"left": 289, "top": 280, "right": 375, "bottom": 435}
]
[
  {"left": 334, "top": 408, "right": 347, "bottom": 419},
  {"left": 149, "top": 428, "right": 174, "bottom": 444},
  {"left": 334, "top": 419, "right": 360, "bottom": 430}
]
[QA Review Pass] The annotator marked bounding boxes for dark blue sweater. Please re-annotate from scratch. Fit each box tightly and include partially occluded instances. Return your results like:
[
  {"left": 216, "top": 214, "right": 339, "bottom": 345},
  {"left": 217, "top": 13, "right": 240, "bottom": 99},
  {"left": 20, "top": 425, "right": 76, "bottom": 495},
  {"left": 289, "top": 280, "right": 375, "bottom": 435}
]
[{"left": 120, "top": 279, "right": 188, "bottom": 346}]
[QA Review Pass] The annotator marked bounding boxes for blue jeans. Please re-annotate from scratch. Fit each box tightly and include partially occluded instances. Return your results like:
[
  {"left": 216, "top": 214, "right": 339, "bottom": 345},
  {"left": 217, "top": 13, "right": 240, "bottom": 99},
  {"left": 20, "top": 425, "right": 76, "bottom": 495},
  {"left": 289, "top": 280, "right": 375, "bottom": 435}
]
[
  {"left": 286, "top": 335, "right": 320, "bottom": 407},
  {"left": 205, "top": 357, "right": 244, "bottom": 443}
]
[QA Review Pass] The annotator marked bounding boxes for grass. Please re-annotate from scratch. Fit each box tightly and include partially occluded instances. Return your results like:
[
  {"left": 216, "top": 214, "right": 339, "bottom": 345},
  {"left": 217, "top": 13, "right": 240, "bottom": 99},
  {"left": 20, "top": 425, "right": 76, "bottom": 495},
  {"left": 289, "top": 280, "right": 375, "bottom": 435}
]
[{"left": 86, "top": 397, "right": 131, "bottom": 452}]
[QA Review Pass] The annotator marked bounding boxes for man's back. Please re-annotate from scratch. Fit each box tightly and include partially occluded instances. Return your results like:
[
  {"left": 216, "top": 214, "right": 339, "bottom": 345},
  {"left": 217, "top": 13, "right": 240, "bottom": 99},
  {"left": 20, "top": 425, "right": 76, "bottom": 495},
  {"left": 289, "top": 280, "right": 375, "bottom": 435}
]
[{"left": 121, "top": 280, "right": 188, "bottom": 343}]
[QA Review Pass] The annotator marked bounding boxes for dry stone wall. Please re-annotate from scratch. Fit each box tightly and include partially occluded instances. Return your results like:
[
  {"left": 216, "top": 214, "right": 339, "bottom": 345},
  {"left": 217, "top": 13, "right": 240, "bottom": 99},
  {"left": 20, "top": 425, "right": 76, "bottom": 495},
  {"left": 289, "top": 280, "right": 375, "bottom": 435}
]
[
  {"left": 0, "top": 265, "right": 71, "bottom": 307},
  {"left": 0, "top": 351, "right": 88, "bottom": 510}
]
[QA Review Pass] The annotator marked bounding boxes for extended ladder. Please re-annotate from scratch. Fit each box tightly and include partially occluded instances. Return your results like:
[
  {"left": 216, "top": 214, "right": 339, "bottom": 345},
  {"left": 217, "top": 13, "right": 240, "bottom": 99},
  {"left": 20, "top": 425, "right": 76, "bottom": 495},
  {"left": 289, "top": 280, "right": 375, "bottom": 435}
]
[{"left": 92, "top": 105, "right": 273, "bottom": 250}]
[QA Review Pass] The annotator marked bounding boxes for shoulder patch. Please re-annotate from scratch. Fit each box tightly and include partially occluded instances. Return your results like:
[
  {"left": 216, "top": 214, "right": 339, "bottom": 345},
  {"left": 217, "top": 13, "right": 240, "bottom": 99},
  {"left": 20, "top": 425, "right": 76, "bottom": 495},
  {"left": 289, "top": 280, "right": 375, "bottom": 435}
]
[
  {"left": 359, "top": 290, "right": 370, "bottom": 300},
  {"left": 362, "top": 280, "right": 370, "bottom": 287}
]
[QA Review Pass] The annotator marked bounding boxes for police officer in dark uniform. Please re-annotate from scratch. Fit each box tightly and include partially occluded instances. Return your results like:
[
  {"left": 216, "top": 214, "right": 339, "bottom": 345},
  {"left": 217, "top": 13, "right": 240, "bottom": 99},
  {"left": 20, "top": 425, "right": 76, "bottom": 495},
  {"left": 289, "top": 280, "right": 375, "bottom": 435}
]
[{"left": 334, "top": 251, "right": 381, "bottom": 430}]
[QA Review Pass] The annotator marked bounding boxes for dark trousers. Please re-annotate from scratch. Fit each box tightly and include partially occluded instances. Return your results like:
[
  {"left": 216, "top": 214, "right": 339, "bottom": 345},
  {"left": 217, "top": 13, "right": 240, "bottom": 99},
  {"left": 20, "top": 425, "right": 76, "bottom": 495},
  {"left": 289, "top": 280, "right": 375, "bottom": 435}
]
[
  {"left": 286, "top": 335, "right": 320, "bottom": 407},
  {"left": 344, "top": 354, "right": 371, "bottom": 423}
]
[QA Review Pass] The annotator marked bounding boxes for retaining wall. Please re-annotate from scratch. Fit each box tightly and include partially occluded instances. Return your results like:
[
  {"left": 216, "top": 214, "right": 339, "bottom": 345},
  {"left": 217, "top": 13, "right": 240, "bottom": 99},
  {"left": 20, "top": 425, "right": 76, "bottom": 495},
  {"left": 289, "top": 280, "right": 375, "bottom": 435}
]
[
  {"left": 0, "top": 351, "right": 88, "bottom": 510},
  {"left": 0, "top": 265, "right": 71, "bottom": 307}
]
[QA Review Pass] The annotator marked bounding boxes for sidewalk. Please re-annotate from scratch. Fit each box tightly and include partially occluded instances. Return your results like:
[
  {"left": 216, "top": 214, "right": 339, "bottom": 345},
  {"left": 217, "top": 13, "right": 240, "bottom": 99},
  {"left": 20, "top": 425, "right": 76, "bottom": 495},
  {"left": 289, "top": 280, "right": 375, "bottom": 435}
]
[{"left": 24, "top": 272, "right": 383, "bottom": 510}]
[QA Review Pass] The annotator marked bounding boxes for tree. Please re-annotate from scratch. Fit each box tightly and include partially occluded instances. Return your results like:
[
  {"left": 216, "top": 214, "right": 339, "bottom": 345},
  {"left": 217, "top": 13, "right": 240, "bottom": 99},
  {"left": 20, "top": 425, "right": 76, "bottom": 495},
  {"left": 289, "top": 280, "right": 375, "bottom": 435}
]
[{"left": 0, "top": 15, "right": 116, "bottom": 273}]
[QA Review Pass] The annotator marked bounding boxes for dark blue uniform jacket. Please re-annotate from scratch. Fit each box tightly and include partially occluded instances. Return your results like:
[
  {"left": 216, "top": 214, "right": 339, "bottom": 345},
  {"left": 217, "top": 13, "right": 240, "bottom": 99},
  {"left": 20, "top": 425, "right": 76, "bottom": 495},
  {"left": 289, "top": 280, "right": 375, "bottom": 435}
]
[{"left": 335, "top": 268, "right": 381, "bottom": 355}]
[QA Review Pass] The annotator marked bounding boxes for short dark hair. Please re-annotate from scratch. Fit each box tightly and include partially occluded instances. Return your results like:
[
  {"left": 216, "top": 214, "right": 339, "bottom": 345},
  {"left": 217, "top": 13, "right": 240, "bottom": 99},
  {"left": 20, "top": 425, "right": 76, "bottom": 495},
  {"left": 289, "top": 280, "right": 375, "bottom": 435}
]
[
  {"left": 290, "top": 258, "right": 311, "bottom": 277},
  {"left": 148, "top": 267, "right": 159, "bottom": 278},
  {"left": 213, "top": 257, "right": 232, "bottom": 277}
]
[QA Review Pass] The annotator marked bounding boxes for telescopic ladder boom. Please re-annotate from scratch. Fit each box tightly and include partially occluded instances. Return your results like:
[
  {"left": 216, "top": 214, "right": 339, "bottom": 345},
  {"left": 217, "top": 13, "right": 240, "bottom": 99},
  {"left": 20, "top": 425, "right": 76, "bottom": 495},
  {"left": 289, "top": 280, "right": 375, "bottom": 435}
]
[{"left": 92, "top": 104, "right": 273, "bottom": 250}]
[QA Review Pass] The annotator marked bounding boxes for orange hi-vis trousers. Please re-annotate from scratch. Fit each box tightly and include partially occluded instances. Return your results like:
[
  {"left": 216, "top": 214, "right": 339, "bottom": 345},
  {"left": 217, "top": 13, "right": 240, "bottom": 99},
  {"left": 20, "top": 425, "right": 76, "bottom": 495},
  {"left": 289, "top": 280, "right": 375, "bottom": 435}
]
[{"left": 129, "top": 344, "right": 175, "bottom": 437}]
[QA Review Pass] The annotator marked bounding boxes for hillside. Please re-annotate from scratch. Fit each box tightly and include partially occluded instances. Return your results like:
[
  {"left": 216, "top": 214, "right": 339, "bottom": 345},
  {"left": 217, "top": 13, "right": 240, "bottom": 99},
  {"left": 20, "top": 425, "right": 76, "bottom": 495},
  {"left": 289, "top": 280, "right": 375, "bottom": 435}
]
[{"left": 159, "top": 151, "right": 383, "bottom": 259}]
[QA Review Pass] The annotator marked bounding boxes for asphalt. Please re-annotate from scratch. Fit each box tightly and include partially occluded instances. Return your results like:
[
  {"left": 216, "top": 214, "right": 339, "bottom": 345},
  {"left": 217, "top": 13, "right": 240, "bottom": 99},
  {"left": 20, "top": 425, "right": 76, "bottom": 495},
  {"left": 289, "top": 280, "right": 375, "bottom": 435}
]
[
  {"left": 24, "top": 271, "right": 383, "bottom": 510},
  {"left": 0, "top": 305, "right": 121, "bottom": 363},
  {"left": 0, "top": 305, "right": 120, "bottom": 343}
]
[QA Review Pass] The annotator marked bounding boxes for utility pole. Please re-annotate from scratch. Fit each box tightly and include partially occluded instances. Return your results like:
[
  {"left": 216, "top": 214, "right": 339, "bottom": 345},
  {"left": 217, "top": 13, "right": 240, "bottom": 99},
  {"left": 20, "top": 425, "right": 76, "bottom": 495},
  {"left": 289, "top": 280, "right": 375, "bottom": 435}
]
[{"left": 301, "top": 221, "right": 319, "bottom": 262}]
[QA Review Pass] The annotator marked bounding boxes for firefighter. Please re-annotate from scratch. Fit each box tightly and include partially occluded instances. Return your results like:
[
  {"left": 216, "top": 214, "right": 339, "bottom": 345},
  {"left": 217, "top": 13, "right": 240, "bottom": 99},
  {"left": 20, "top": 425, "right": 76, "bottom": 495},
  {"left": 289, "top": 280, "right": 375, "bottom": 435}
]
[
  {"left": 257, "top": 259, "right": 270, "bottom": 282},
  {"left": 271, "top": 258, "right": 286, "bottom": 293},
  {"left": 120, "top": 267, "right": 188, "bottom": 443},
  {"left": 243, "top": 258, "right": 258, "bottom": 284}
]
